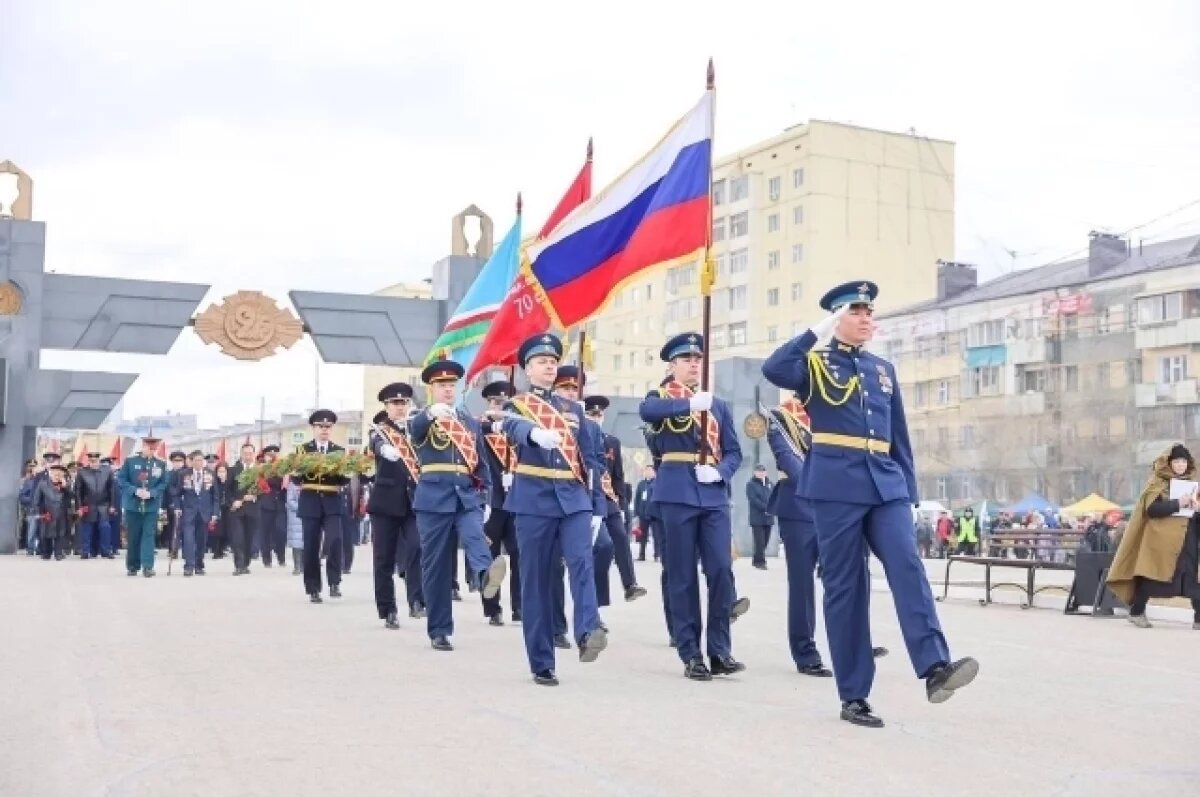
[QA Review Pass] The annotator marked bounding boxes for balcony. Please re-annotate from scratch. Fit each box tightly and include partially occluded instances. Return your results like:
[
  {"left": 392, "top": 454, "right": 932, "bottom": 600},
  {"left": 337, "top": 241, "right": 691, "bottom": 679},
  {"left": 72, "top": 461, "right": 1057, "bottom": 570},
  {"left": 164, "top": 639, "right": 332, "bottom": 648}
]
[
  {"left": 1008, "top": 338, "right": 1046, "bottom": 365},
  {"left": 1134, "top": 379, "right": 1200, "bottom": 408},
  {"left": 1012, "top": 392, "right": 1046, "bottom": 416},
  {"left": 1135, "top": 317, "right": 1200, "bottom": 350}
]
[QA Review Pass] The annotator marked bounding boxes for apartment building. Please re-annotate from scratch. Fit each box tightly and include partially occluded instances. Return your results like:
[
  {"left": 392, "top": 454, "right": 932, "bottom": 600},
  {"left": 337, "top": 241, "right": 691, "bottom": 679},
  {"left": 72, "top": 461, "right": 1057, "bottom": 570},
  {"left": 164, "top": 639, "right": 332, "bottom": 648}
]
[
  {"left": 584, "top": 120, "right": 955, "bottom": 397},
  {"left": 876, "top": 231, "right": 1200, "bottom": 507}
]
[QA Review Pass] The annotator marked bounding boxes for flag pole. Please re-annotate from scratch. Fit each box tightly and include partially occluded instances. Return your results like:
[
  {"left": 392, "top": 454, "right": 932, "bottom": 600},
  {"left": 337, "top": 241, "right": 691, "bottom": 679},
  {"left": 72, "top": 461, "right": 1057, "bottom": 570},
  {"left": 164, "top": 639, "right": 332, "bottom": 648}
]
[
  {"left": 698, "top": 58, "right": 716, "bottom": 466},
  {"left": 509, "top": 190, "right": 524, "bottom": 389}
]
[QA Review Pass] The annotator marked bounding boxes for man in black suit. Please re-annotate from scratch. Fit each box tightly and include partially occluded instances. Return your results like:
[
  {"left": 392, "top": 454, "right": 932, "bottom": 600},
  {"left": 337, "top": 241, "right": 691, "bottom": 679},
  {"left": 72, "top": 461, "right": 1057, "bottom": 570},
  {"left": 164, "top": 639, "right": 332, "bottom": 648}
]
[
  {"left": 227, "top": 443, "right": 260, "bottom": 575},
  {"left": 257, "top": 445, "right": 287, "bottom": 567},
  {"left": 298, "top": 409, "right": 349, "bottom": 603},
  {"left": 633, "top": 465, "right": 661, "bottom": 561},
  {"left": 746, "top": 464, "right": 775, "bottom": 570},
  {"left": 368, "top": 385, "right": 425, "bottom": 629}
]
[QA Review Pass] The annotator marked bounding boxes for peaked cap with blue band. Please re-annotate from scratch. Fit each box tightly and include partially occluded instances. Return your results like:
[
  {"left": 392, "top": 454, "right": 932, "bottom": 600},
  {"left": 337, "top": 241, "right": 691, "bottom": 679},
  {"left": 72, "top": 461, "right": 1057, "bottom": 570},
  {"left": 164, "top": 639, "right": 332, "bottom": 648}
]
[
  {"left": 819, "top": 280, "right": 878, "bottom": 312},
  {"left": 518, "top": 333, "right": 564, "bottom": 367},
  {"left": 660, "top": 332, "right": 705, "bottom": 362}
]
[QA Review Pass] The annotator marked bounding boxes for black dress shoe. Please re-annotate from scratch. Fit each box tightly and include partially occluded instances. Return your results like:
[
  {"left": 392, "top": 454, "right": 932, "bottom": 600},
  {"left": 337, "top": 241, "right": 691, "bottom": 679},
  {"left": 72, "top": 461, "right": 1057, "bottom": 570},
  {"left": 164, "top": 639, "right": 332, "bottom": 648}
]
[
  {"left": 553, "top": 634, "right": 572, "bottom": 650},
  {"left": 873, "top": 646, "right": 889, "bottom": 658},
  {"left": 127, "top": 569, "right": 138, "bottom": 577},
  {"left": 430, "top": 636, "right": 454, "bottom": 652},
  {"left": 798, "top": 663, "right": 833, "bottom": 678},
  {"left": 263, "top": 561, "right": 272, "bottom": 568},
  {"left": 730, "top": 597, "right": 750, "bottom": 622},
  {"left": 668, "top": 637, "right": 678, "bottom": 648},
  {"left": 488, "top": 613, "right": 504, "bottom": 627},
  {"left": 840, "top": 699, "right": 884, "bottom": 728},
  {"left": 753, "top": 562, "right": 768, "bottom": 570},
  {"left": 710, "top": 655, "right": 746, "bottom": 676},
  {"left": 533, "top": 670, "right": 559, "bottom": 686},
  {"left": 309, "top": 593, "right": 323, "bottom": 604},
  {"left": 451, "top": 588, "right": 463, "bottom": 602},
  {"left": 196, "top": 569, "right": 206, "bottom": 576},
  {"left": 481, "top": 557, "right": 507, "bottom": 600},
  {"left": 578, "top": 628, "right": 608, "bottom": 663},
  {"left": 512, "top": 610, "right": 522, "bottom": 623},
  {"left": 183, "top": 568, "right": 194, "bottom": 577},
  {"left": 330, "top": 585, "right": 342, "bottom": 598},
  {"left": 684, "top": 657, "right": 713, "bottom": 681},
  {"left": 142, "top": 569, "right": 156, "bottom": 577},
  {"left": 624, "top": 585, "right": 648, "bottom": 601},
  {"left": 925, "top": 657, "right": 979, "bottom": 703},
  {"left": 409, "top": 604, "right": 427, "bottom": 619},
  {"left": 385, "top": 611, "right": 400, "bottom": 630}
]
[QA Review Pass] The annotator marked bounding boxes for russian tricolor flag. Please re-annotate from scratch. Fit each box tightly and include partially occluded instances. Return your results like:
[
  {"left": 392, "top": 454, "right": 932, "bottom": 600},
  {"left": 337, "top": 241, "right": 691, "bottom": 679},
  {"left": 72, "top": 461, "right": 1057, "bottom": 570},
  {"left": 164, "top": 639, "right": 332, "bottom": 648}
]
[{"left": 527, "top": 92, "right": 713, "bottom": 327}]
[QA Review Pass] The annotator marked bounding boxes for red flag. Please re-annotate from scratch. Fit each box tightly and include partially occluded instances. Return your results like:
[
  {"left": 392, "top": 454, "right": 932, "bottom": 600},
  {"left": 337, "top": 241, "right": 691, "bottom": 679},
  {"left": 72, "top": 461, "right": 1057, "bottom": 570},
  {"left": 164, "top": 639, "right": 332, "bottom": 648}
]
[
  {"left": 108, "top": 437, "right": 122, "bottom": 465},
  {"left": 215, "top": 439, "right": 227, "bottom": 464},
  {"left": 466, "top": 145, "right": 593, "bottom": 383},
  {"left": 155, "top": 440, "right": 167, "bottom": 459}
]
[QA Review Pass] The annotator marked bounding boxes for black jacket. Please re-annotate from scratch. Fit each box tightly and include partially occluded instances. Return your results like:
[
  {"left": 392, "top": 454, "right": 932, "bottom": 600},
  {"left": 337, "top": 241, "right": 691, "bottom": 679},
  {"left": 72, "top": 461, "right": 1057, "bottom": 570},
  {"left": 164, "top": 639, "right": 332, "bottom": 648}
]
[
  {"left": 634, "top": 477, "right": 659, "bottom": 521},
  {"left": 74, "top": 465, "right": 118, "bottom": 522},
  {"left": 368, "top": 424, "right": 417, "bottom": 517},
  {"left": 746, "top": 476, "right": 775, "bottom": 526}
]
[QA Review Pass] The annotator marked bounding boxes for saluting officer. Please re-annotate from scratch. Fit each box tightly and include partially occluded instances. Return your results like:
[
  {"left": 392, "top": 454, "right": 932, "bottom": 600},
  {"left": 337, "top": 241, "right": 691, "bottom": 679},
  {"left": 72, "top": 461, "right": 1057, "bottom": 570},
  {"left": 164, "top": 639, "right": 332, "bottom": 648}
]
[
  {"left": 762, "top": 280, "right": 978, "bottom": 728},
  {"left": 297, "top": 410, "right": 349, "bottom": 603},
  {"left": 495, "top": 334, "right": 608, "bottom": 686},
  {"left": 479, "top": 379, "right": 522, "bottom": 626},
  {"left": 583, "top": 395, "right": 648, "bottom": 605},
  {"left": 116, "top": 434, "right": 170, "bottom": 577},
  {"left": 369, "top": 383, "right": 425, "bottom": 629},
  {"left": 409, "top": 360, "right": 506, "bottom": 652},
  {"left": 639, "top": 333, "right": 745, "bottom": 681}
]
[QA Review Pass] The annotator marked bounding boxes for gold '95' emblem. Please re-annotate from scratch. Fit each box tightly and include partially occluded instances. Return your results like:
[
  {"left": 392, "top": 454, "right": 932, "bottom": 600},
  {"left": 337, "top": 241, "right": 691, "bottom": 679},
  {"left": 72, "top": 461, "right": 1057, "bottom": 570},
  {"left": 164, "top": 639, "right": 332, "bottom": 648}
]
[{"left": 194, "top": 290, "right": 304, "bottom": 361}]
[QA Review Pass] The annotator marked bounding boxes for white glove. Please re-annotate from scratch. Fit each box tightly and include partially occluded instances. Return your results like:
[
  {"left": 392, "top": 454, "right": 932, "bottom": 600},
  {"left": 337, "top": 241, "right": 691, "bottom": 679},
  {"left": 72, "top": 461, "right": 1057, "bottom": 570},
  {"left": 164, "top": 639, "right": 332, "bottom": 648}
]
[
  {"left": 501, "top": 473, "right": 514, "bottom": 489},
  {"left": 688, "top": 391, "right": 713, "bottom": 412},
  {"left": 483, "top": 505, "right": 492, "bottom": 523},
  {"left": 490, "top": 420, "right": 504, "bottom": 435},
  {"left": 590, "top": 515, "right": 603, "bottom": 541},
  {"left": 695, "top": 464, "right": 722, "bottom": 484},
  {"left": 530, "top": 428, "right": 562, "bottom": 449},
  {"left": 379, "top": 444, "right": 401, "bottom": 462},
  {"left": 811, "top": 304, "right": 849, "bottom": 341},
  {"left": 428, "top": 403, "right": 454, "bottom": 419}
]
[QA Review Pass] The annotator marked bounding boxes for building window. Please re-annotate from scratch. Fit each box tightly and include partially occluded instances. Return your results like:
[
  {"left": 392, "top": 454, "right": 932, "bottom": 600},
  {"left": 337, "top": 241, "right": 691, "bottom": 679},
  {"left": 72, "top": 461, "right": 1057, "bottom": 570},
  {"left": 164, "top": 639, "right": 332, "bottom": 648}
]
[
  {"left": 628, "top": 351, "right": 637, "bottom": 368},
  {"left": 961, "top": 425, "right": 975, "bottom": 447},
  {"left": 1023, "top": 318, "right": 1043, "bottom": 339},
  {"left": 767, "top": 288, "right": 780, "bottom": 306},
  {"left": 1137, "top": 292, "right": 1183, "bottom": 325},
  {"left": 935, "top": 477, "right": 949, "bottom": 501},
  {"left": 712, "top": 325, "right": 728, "bottom": 348},
  {"left": 793, "top": 205, "right": 804, "bottom": 225},
  {"left": 712, "top": 179, "right": 726, "bottom": 206},
  {"left": 791, "top": 243, "right": 804, "bottom": 263},
  {"left": 792, "top": 321, "right": 804, "bottom": 336},
  {"left": 936, "top": 334, "right": 949, "bottom": 356},
  {"left": 937, "top": 379, "right": 950, "bottom": 404},
  {"left": 730, "top": 176, "right": 749, "bottom": 202},
  {"left": 612, "top": 355, "right": 621, "bottom": 372},
  {"left": 767, "top": 250, "right": 780, "bottom": 270},
  {"left": 729, "top": 322, "right": 747, "bottom": 346},
  {"left": 767, "top": 213, "right": 780, "bottom": 233},
  {"left": 715, "top": 253, "right": 727, "bottom": 278},
  {"left": 347, "top": 434, "right": 363, "bottom": 447},
  {"left": 791, "top": 282, "right": 802, "bottom": 302},
  {"left": 767, "top": 325, "right": 778, "bottom": 342},
  {"left": 937, "top": 427, "right": 950, "bottom": 447},
  {"left": 768, "top": 176, "right": 781, "bottom": 201},
  {"left": 1161, "top": 355, "right": 1188, "bottom": 384},
  {"left": 792, "top": 167, "right": 805, "bottom": 189},
  {"left": 645, "top": 350, "right": 654, "bottom": 365},
  {"left": 666, "top": 263, "right": 697, "bottom": 293},
  {"left": 1097, "top": 362, "right": 1110, "bottom": 389},
  {"left": 728, "top": 248, "right": 749, "bottom": 275},
  {"left": 967, "top": 319, "right": 1004, "bottom": 347},
  {"left": 729, "top": 211, "right": 749, "bottom": 238},
  {"left": 966, "top": 365, "right": 1001, "bottom": 396},
  {"left": 712, "top": 217, "right": 726, "bottom": 243},
  {"left": 914, "top": 382, "right": 928, "bottom": 407},
  {"left": 729, "top": 285, "right": 748, "bottom": 311},
  {"left": 1064, "top": 365, "right": 1079, "bottom": 391},
  {"left": 645, "top": 284, "right": 653, "bottom": 301},
  {"left": 1020, "top": 368, "right": 1046, "bottom": 392}
]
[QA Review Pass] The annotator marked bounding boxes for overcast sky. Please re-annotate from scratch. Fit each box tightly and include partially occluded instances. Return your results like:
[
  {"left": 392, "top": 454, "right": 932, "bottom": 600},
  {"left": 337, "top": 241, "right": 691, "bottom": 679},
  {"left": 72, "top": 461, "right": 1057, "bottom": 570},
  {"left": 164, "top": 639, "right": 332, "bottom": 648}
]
[{"left": 4, "top": 0, "right": 1199, "bottom": 428}]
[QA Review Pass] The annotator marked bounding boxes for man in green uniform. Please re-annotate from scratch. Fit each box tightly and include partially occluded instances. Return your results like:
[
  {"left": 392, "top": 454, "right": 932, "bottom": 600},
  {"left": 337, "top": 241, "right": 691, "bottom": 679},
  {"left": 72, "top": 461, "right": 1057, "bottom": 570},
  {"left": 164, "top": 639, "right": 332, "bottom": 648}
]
[{"left": 117, "top": 434, "right": 170, "bottom": 577}]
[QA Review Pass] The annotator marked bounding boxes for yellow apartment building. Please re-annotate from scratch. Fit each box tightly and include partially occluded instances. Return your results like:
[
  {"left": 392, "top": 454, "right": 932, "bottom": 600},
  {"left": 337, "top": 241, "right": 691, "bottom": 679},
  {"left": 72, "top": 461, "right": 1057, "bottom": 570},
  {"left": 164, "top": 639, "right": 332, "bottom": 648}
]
[{"left": 583, "top": 120, "right": 956, "bottom": 398}]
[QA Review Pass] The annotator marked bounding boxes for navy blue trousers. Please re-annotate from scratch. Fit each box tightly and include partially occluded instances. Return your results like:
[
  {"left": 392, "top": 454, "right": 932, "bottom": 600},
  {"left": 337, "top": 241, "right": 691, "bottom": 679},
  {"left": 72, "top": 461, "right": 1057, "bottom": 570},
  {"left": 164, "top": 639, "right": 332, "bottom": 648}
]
[
  {"left": 779, "top": 518, "right": 822, "bottom": 669},
  {"left": 812, "top": 499, "right": 950, "bottom": 701},
  {"left": 658, "top": 502, "right": 734, "bottom": 663},
  {"left": 417, "top": 508, "right": 492, "bottom": 640},
  {"left": 594, "top": 510, "right": 637, "bottom": 606},
  {"left": 516, "top": 512, "right": 600, "bottom": 674}
]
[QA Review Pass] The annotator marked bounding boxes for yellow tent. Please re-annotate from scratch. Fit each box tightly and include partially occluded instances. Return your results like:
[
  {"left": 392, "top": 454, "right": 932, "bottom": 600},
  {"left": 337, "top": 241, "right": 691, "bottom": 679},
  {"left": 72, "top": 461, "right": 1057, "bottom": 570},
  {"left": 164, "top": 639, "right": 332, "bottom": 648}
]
[{"left": 1062, "top": 493, "right": 1120, "bottom": 515}]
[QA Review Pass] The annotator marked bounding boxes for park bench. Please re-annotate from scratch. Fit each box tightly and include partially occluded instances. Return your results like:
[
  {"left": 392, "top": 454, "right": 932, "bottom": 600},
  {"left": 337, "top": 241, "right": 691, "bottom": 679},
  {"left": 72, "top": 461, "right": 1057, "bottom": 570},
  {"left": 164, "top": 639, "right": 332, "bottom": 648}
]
[{"left": 936, "top": 530, "right": 1086, "bottom": 609}]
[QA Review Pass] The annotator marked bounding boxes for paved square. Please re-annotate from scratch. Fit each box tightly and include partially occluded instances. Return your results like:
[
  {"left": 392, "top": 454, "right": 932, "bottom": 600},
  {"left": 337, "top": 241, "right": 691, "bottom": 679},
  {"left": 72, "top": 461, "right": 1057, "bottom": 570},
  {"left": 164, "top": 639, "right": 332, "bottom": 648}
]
[{"left": 1, "top": 553, "right": 1197, "bottom": 796}]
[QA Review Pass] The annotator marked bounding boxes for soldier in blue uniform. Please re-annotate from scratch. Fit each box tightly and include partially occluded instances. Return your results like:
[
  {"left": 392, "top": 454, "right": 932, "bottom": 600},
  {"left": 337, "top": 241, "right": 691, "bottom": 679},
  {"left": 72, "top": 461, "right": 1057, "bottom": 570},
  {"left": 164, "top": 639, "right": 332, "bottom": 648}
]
[
  {"left": 639, "top": 333, "right": 745, "bottom": 681},
  {"left": 479, "top": 379, "right": 522, "bottom": 626},
  {"left": 297, "top": 410, "right": 348, "bottom": 603},
  {"left": 369, "top": 384, "right": 425, "bottom": 629},
  {"left": 116, "top": 435, "right": 171, "bottom": 577},
  {"left": 762, "top": 280, "right": 978, "bottom": 728},
  {"left": 409, "top": 360, "right": 506, "bottom": 651},
  {"left": 583, "top": 395, "right": 648, "bottom": 605},
  {"left": 494, "top": 334, "right": 608, "bottom": 686}
]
